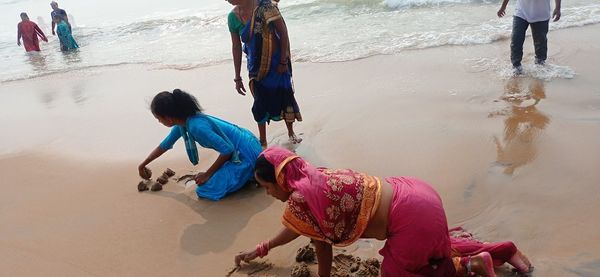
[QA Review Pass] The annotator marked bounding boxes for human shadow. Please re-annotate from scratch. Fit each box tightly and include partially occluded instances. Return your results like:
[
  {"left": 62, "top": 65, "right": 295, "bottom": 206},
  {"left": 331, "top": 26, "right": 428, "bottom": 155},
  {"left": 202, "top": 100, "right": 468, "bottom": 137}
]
[
  {"left": 492, "top": 78, "right": 550, "bottom": 175},
  {"left": 156, "top": 181, "right": 274, "bottom": 256}
]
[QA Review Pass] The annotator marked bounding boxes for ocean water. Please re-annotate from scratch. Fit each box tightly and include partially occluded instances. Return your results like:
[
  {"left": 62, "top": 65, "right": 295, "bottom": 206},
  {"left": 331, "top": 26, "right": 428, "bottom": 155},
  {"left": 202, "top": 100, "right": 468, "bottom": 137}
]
[{"left": 0, "top": 0, "right": 599, "bottom": 82}]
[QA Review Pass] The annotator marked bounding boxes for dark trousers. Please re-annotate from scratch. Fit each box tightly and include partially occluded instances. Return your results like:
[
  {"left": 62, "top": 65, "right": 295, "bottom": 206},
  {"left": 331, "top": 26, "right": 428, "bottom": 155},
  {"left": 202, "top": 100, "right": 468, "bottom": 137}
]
[{"left": 510, "top": 16, "right": 549, "bottom": 67}]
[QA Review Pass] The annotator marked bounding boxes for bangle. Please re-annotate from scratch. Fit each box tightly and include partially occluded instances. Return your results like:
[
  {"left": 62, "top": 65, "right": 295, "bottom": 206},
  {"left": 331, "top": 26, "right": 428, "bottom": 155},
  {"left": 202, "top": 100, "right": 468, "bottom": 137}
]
[
  {"left": 234, "top": 78, "right": 242, "bottom": 82},
  {"left": 255, "top": 241, "right": 270, "bottom": 258}
]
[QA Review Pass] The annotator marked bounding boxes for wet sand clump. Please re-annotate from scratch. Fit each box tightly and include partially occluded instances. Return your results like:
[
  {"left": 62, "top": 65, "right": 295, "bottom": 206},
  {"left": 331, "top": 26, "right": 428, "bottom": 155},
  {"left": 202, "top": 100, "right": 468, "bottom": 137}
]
[
  {"left": 137, "top": 181, "right": 149, "bottom": 192},
  {"left": 157, "top": 175, "right": 168, "bottom": 185},
  {"left": 150, "top": 182, "right": 162, "bottom": 191},
  {"left": 331, "top": 254, "right": 380, "bottom": 277},
  {"left": 165, "top": 168, "right": 176, "bottom": 177},
  {"left": 296, "top": 244, "right": 316, "bottom": 263},
  {"left": 291, "top": 263, "right": 311, "bottom": 277}
]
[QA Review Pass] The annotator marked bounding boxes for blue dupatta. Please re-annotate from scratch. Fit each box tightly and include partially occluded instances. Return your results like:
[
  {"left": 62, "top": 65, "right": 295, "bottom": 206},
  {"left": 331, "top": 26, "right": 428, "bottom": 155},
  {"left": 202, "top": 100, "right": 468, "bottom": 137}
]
[{"left": 181, "top": 114, "right": 241, "bottom": 165}]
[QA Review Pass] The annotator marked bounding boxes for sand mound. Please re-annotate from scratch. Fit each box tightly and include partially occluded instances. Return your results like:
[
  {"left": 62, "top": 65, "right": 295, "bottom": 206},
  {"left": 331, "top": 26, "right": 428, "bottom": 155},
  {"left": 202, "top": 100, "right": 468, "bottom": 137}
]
[
  {"left": 296, "top": 244, "right": 316, "bottom": 263},
  {"left": 291, "top": 263, "right": 311, "bottom": 277},
  {"left": 332, "top": 254, "right": 380, "bottom": 277}
]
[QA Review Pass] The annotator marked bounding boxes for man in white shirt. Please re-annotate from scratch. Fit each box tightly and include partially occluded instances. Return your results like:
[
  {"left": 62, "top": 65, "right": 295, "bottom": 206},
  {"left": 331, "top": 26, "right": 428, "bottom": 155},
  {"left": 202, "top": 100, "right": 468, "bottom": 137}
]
[{"left": 497, "top": 0, "right": 562, "bottom": 73}]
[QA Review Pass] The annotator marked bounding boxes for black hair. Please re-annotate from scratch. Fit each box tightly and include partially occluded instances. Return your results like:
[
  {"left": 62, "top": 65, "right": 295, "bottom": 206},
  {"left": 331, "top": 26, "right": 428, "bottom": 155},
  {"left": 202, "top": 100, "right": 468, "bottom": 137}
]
[
  {"left": 255, "top": 155, "right": 276, "bottom": 183},
  {"left": 20, "top": 12, "right": 28, "bottom": 18},
  {"left": 150, "top": 89, "right": 203, "bottom": 119}
]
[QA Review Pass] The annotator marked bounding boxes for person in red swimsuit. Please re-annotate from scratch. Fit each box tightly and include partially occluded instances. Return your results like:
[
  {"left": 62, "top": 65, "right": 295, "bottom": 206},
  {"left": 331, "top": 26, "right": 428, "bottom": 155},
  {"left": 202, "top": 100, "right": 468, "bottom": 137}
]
[{"left": 17, "top": 12, "right": 48, "bottom": 52}]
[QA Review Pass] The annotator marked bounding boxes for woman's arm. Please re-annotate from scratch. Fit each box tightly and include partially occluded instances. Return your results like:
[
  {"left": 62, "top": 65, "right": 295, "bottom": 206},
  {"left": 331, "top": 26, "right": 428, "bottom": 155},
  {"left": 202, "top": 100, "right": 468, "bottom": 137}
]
[
  {"left": 313, "top": 240, "right": 333, "bottom": 277},
  {"left": 235, "top": 227, "right": 300, "bottom": 266},
  {"left": 35, "top": 24, "right": 48, "bottom": 42},
  {"left": 272, "top": 18, "right": 290, "bottom": 74},
  {"left": 138, "top": 146, "right": 167, "bottom": 179},
  {"left": 230, "top": 32, "right": 246, "bottom": 95},
  {"left": 17, "top": 25, "right": 22, "bottom": 46}
]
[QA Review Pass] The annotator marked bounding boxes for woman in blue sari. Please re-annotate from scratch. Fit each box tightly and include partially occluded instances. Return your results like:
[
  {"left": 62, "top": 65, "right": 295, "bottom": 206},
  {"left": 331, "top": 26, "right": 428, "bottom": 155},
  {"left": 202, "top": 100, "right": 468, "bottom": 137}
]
[
  {"left": 138, "top": 89, "right": 262, "bottom": 201},
  {"left": 52, "top": 15, "right": 77, "bottom": 51},
  {"left": 228, "top": 0, "right": 302, "bottom": 148}
]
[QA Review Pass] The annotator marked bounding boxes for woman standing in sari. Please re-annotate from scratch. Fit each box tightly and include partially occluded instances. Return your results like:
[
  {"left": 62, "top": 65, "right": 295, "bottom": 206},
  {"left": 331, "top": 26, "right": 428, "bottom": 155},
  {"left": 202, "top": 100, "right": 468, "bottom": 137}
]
[
  {"left": 235, "top": 147, "right": 456, "bottom": 276},
  {"left": 227, "top": 0, "right": 302, "bottom": 148},
  {"left": 53, "top": 15, "right": 77, "bottom": 51},
  {"left": 17, "top": 13, "right": 48, "bottom": 52}
]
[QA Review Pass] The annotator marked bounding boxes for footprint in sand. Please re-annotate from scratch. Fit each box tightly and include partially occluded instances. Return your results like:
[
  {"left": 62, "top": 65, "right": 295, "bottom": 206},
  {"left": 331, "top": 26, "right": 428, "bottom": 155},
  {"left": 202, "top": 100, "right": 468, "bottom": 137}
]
[{"left": 226, "top": 261, "right": 273, "bottom": 277}]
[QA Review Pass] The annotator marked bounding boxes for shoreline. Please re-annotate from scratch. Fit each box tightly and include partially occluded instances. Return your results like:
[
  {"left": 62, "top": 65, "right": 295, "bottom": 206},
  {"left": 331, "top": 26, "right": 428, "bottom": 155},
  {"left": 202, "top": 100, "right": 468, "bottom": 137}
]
[
  {"left": 1, "top": 23, "right": 599, "bottom": 276},
  {"left": 2, "top": 21, "right": 598, "bottom": 85}
]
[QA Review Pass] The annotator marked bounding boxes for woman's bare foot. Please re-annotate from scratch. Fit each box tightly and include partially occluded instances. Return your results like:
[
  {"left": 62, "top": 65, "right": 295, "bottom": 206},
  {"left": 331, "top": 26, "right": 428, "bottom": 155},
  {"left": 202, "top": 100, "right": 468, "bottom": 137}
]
[
  {"left": 289, "top": 134, "right": 302, "bottom": 144},
  {"left": 470, "top": 252, "right": 496, "bottom": 277},
  {"left": 509, "top": 250, "right": 534, "bottom": 273}
]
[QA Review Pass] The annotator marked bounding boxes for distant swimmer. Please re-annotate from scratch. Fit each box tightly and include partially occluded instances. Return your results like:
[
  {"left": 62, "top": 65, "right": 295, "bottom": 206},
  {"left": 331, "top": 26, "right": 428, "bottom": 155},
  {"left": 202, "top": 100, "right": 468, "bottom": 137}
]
[
  {"left": 17, "top": 12, "right": 48, "bottom": 52},
  {"left": 53, "top": 14, "right": 78, "bottom": 51},
  {"left": 50, "top": 1, "right": 70, "bottom": 35}
]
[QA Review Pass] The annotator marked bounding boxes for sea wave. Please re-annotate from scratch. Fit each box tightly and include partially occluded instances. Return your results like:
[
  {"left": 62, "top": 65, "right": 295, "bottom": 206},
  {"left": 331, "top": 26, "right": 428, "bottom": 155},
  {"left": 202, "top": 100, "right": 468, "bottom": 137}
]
[{"left": 0, "top": 2, "right": 598, "bottom": 82}]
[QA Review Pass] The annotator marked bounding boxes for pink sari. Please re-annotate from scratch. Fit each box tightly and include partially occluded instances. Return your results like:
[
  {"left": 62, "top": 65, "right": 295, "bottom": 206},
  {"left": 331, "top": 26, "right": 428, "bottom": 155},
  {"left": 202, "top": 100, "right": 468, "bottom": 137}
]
[
  {"left": 262, "top": 147, "right": 381, "bottom": 246},
  {"left": 262, "top": 147, "right": 455, "bottom": 276},
  {"left": 380, "top": 176, "right": 454, "bottom": 276}
]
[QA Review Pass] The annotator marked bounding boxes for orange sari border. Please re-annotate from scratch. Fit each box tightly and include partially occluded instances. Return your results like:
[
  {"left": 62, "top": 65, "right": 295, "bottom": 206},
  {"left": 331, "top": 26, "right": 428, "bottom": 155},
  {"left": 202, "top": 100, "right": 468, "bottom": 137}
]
[{"left": 274, "top": 155, "right": 298, "bottom": 192}]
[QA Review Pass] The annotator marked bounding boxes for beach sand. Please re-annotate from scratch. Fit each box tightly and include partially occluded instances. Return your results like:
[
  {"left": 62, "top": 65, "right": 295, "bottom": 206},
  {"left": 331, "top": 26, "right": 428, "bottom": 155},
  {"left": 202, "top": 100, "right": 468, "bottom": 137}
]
[{"left": 1, "top": 24, "right": 599, "bottom": 276}]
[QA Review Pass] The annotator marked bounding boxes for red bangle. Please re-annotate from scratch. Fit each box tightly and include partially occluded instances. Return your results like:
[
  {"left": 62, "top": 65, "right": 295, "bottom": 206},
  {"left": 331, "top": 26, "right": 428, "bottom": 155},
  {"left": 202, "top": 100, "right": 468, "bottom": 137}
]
[{"left": 255, "top": 241, "right": 270, "bottom": 258}]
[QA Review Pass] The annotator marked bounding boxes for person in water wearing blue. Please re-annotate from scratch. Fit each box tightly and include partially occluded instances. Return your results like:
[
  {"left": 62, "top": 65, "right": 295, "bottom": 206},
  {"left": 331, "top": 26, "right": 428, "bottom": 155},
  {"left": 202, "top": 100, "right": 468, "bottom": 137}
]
[
  {"left": 50, "top": 1, "right": 70, "bottom": 35},
  {"left": 138, "top": 89, "right": 262, "bottom": 201},
  {"left": 53, "top": 15, "right": 77, "bottom": 51}
]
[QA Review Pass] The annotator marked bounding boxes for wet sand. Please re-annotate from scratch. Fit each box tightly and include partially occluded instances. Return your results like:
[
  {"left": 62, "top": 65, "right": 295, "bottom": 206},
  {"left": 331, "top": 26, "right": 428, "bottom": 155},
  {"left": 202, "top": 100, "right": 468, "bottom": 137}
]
[{"left": 1, "top": 24, "right": 599, "bottom": 276}]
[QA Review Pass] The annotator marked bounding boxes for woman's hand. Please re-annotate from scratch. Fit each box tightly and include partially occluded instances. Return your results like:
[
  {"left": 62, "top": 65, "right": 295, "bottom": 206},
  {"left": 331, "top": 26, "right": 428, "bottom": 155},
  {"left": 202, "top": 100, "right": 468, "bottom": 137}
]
[
  {"left": 234, "top": 249, "right": 259, "bottom": 266},
  {"left": 195, "top": 172, "right": 212, "bottom": 185},
  {"left": 235, "top": 79, "right": 246, "bottom": 95},
  {"left": 138, "top": 165, "right": 152, "bottom": 179}
]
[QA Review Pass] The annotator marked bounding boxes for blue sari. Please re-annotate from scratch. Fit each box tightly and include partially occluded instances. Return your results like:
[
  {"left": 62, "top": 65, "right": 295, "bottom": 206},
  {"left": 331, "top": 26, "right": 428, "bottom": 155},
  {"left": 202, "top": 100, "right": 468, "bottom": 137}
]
[
  {"left": 159, "top": 114, "right": 262, "bottom": 201},
  {"left": 239, "top": 0, "right": 302, "bottom": 124},
  {"left": 56, "top": 21, "right": 78, "bottom": 51}
]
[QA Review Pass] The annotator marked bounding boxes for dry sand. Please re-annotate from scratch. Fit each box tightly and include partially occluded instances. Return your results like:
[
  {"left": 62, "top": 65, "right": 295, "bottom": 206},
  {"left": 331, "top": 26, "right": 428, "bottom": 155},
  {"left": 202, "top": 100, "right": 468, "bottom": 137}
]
[{"left": 1, "top": 24, "right": 599, "bottom": 276}]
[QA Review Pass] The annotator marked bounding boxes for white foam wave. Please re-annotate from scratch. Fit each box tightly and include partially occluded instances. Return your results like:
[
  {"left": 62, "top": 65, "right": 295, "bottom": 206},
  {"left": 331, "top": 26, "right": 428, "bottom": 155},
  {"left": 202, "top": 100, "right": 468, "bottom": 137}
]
[
  {"left": 466, "top": 58, "right": 576, "bottom": 80},
  {"left": 384, "top": 0, "right": 474, "bottom": 9}
]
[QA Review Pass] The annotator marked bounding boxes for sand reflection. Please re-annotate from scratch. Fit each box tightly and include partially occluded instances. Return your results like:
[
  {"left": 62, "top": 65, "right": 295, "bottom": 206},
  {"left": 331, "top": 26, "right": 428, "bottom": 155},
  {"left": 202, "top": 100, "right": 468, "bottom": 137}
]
[{"left": 492, "top": 78, "right": 550, "bottom": 175}]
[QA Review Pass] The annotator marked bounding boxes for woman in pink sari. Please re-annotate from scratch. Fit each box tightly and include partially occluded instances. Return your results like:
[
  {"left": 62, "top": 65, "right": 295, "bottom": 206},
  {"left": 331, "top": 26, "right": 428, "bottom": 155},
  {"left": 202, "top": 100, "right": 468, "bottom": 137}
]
[{"left": 234, "top": 147, "right": 456, "bottom": 276}]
